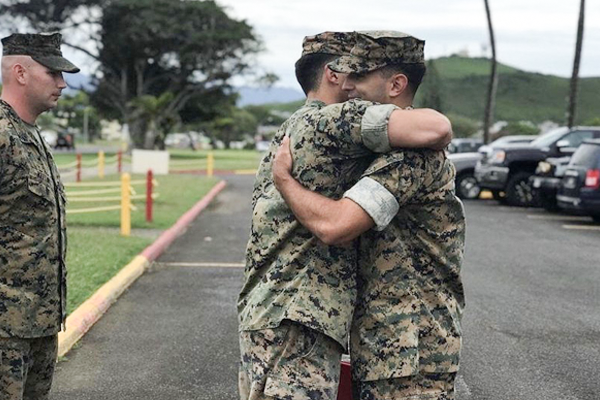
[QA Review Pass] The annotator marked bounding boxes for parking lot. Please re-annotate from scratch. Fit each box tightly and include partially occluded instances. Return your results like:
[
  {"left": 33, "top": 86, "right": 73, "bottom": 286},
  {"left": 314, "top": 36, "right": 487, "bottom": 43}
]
[{"left": 458, "top": 198, "right": 599, "bottom": 400}]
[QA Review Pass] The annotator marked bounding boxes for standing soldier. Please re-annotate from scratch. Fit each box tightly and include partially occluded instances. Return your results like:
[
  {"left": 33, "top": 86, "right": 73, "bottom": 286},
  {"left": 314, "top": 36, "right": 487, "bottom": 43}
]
[{"left": 0, "top": 32, "right": 79, "bottom": 400}]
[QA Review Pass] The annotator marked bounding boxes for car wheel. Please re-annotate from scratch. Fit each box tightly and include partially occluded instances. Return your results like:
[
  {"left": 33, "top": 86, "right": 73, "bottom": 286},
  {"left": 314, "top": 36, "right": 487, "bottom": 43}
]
[
  {"left": 491, "top": 190, "right": 505, "bottom": 201},
  {"left": 456, "top": 172, "right": 481, "bottom": 200},
  {"left": 505, "top": 172, "right": 538, "bottom": 207}
]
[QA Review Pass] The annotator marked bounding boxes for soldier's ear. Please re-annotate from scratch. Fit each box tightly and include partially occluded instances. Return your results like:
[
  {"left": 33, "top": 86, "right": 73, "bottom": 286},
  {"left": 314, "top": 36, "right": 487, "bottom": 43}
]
[
  {"left": 324, "top": 66, "right": 340, "bottom": 85},
  {"left": 388, "top": 73, "right": 409, "bottom": 97},
  {"left": 13, "top": 62, "right": 28, "bottom": 85}
]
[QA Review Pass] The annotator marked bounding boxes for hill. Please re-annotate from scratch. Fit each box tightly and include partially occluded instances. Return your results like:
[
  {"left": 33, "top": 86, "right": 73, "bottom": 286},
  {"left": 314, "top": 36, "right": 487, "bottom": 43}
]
[
  {"left": 258, "top": 56, "right": 600, "bottom": 125},
  {"left": 415, "top": 56, "right": 600, "bottom": 124}
]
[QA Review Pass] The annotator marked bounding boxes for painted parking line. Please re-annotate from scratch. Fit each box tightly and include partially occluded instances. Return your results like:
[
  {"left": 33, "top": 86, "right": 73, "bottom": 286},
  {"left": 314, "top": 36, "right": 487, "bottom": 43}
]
[
  {"left": 527, "top": 214, "right": 592, "bottom": 221},
  {"left": 159, "top": 262, "right": 245, "bottom": 268},
  {"left": 562, "top": 224, "right": 600, "bottom": 231}
]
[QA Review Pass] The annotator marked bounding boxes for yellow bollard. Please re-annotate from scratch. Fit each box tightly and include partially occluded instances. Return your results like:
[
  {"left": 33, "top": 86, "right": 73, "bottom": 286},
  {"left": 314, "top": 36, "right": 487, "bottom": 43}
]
[
  {"left": 98, "top": 150, "right": 105, "bottom": 179},
  {"left": 121, "top": 173, "right": 131, "bottom": 236},
  {"left": 207, "top": 152, "right": 214, "bottom": 177}
]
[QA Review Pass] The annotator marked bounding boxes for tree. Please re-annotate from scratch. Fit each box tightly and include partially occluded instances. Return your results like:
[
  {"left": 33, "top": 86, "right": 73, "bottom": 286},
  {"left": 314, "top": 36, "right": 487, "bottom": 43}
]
[
  {"left": 128, "top": 92, "right": 179, "bottom": 149},
  {"left": 567, "top": 0, "right": 585, "bottom": 128},
  {"left": 209, "top": 107, "right": 258, "bottom": 148},
  {"left": 89, "top": 0, "right": 262, "bottom": 149},
  {"left": 483, "top": 0, "right": 498, "bottom": 145},
  {"left": 419, "top": 59, "right": 445, "bottom": 112},
  {"left": 0, "top": 0, "right": 106, "bottom": 32},
  {"left": 1, "top": 0, "right": 265, "bottom": 150}
]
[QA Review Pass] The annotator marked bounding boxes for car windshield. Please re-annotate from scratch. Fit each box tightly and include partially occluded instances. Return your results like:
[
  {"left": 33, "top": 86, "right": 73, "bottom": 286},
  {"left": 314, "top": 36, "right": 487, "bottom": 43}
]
[
  {"left": 530, "top": 127, "right": 569, "bottom": 148},
  {"left": 570, "top": 144, "right": 600, "bottom": 167}
]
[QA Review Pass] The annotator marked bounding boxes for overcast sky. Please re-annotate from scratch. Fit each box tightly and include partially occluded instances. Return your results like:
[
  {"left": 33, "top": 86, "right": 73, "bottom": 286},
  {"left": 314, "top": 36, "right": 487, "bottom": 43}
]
[{"left": 216, "top": 0, "right": 600, "bottom": 90}]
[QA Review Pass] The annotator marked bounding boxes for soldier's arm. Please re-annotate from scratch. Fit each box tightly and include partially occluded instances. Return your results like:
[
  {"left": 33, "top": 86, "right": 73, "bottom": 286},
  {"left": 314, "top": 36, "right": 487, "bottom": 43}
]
[
  {"left": 358, "top": 103, "right": 451, "bottom": 153},
  {"left": 273, "top": 137, "right": 376, "bottom": 246},
  {"left": 387, "top": 108, "right": 452, "bottom": 150}
]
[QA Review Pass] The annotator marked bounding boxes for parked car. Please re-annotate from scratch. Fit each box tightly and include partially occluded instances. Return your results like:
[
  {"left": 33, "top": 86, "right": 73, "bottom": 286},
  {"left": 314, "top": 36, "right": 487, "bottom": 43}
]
[
  {"left": 530, "top": 156, "right": 571, "bottom": 211},
  {"left": 556, "top": 139, "right": 600, "bottom": 222},
  {"left": 55, "top": 132, "right": 75, "bottom": 150},
  {"left": 475, "top": 126, "right": 600, "bottom": 207},
  {"left": 448, "top": 135, "right": 536, "bottom": 200},
  {"left": 447, "top": 138, "right": 483, "bottom": 154}
]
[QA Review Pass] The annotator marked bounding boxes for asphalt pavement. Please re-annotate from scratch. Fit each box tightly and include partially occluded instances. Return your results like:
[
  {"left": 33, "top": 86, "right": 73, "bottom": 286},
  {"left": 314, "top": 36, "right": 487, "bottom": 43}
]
[
  {"left": 50, "top": 176, "right": 600, "bottom": 400},
  {"left": 50, "top": 174, "right": 253, "bottom": 400}
]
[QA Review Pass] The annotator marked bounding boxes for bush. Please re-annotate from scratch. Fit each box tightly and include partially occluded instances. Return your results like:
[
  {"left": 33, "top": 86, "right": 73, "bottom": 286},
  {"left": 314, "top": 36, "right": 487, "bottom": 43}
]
[{"left": 447, "top": 113, "right": 480, "bottom": 138}]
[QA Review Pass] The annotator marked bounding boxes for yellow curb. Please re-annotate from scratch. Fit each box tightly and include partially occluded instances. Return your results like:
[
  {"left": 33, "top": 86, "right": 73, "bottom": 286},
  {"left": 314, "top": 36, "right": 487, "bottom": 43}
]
[
  {"left": 57, "top": 255, "right": 150, "bottom": 357},
  {"left": 234, "top": 169, "right": 257, "bottom": 175}
]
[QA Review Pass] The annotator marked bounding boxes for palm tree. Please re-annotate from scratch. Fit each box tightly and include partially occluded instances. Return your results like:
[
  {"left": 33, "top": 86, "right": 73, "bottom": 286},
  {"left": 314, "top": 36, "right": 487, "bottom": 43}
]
[
  {"left": 483, "top": 0, "right": 498, "bottom": 145},
  {"left": 567, "top": 0, "right": 585, "bottom": 128}
]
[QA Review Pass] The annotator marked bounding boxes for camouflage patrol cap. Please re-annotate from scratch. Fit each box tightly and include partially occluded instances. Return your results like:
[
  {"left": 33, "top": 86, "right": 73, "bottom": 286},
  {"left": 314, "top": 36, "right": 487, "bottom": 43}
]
[
  {"left": 328, "top": 31, "right": 424, "bottom": 74},
  {"left": 301, "top": 31, "right": 355, "bottom": 57},
  {"left": 1, "top": 32, "right": 80, "bottom": 73}
]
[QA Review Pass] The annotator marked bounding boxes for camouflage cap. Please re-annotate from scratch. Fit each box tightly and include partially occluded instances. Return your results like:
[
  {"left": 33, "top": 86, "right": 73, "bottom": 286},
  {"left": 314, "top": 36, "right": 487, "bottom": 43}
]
[
  {"left": 301, "top": 31, "right": 355, "bottom": 57},
  {"left": 328, "top": 31, "right": 424, "bottom": 74},
  {"left": 1, "top": 32, "right": 80, "bottom": 73}
]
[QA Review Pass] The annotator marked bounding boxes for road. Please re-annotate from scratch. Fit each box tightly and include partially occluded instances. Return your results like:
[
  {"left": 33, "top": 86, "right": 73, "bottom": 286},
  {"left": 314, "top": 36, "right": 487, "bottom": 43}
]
[{"left": 50, "top": 175, "right": 600, "bottom": 400}]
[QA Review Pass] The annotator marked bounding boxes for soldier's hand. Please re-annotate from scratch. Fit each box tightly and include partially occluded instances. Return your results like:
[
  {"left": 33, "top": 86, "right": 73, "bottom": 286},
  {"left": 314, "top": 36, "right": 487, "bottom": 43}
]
[{"left": 273, "top": 135, "right": 293, "bottom": 189}]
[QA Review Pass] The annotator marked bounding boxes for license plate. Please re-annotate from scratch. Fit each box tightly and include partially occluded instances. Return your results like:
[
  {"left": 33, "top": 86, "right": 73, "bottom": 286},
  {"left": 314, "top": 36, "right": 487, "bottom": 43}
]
[{"left": 564, "top": 177, "right": 577, "bottom": 189}]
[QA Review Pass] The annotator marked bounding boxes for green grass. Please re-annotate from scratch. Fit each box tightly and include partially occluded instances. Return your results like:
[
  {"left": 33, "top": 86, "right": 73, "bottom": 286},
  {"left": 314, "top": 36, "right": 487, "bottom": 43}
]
[
  {"left": 53, "top": 149, "right": 263, "bottom": 172},
  {"left": 66, "top": 227, "right": 153, "bottom": 314},
  {"left": 66, "top": 174, "right": 219, "bottom": 229},
  {"left": 169, "top": 149, "right": 263, "bottom": 170},
  {"left": 64, "top": 173, "right": 220, "bottom": 313}
]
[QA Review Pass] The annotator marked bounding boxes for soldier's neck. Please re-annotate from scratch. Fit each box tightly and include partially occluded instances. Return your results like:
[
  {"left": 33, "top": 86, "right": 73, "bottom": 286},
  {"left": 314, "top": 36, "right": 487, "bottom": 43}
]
[{"left": 0, "top": 92, "right": 38, "bottom": 124}]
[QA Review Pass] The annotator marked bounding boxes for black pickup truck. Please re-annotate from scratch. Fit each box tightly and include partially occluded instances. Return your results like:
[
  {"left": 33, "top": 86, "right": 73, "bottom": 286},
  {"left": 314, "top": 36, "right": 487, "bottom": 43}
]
[{"left": 474, "top": 126, "right": 600, "bottom": 207}]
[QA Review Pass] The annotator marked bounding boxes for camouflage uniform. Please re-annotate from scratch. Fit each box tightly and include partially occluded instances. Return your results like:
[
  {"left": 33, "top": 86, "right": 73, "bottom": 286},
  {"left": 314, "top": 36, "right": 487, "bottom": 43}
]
[
  {"left": 238, "top": 30, "right": 408, "bottom": 400},
  {"left": 1, "top": 32, "right": 76, "bottom": 400},
  {"left": 329, "top": 32, "right": 465, "bottom": 400},
  {"left": 239, "top": 97, "right": 400, "bottom": 399},
  {"left": 347, "top": 150, "right": 465, "bottom": 399}
]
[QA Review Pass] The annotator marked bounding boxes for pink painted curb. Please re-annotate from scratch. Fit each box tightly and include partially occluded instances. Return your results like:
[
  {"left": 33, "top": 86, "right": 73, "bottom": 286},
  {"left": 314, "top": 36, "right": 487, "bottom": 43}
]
[
  {"left": 57, "top": 180, "right": 228, "bottom": 357},
  {"left": 141, "top": 180, "right": 227, "bottom": 261}
]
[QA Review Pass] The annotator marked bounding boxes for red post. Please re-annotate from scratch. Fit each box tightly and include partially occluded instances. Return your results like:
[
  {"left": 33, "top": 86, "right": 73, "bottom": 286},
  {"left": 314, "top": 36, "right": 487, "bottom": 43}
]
[
  {"left": 146, "top": 169, "right": 153, "bottom": 223},
  {"left": 337, "top": 360, "right": 353, "bottom": 400},
  {"left": 76, "top": 153, "right": 82, "bottom": 182},
  {"left": 117, "top": 150, "right": 122, "bottom": 174}
]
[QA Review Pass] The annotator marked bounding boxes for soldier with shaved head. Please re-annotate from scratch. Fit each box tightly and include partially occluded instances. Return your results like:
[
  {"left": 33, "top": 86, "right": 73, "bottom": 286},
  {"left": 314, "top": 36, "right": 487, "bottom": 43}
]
[{"left": 0, "top": 32, "right": 79, "bottom": 400}]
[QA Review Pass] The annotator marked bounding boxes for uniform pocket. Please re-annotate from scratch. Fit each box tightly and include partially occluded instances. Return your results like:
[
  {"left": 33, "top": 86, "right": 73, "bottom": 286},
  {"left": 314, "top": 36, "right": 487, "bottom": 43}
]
[{"left": 27, "top": 169, "right": 54, "bottom": 203}]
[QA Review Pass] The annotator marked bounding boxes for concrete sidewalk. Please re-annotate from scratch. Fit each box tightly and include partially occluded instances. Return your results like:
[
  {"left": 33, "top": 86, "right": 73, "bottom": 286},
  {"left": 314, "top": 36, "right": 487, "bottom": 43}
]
[{"left": 50, "top": 174, "right": 254, "bottom": 400}]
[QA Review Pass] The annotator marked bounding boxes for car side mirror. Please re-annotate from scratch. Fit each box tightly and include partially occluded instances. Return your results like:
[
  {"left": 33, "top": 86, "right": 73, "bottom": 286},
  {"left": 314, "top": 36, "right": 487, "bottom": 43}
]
[{"left": 556, "top": 139, "right": 570, "bottom": 148}]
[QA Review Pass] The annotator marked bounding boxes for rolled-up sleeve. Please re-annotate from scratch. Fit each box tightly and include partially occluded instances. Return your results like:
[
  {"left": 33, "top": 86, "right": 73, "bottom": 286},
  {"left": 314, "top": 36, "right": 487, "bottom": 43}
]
[
  {"left": 361, "top": 104, "right": 397, "bottom": 153},
  {"left": 343, "top": 177, "right": 399, "bottom": 231}
]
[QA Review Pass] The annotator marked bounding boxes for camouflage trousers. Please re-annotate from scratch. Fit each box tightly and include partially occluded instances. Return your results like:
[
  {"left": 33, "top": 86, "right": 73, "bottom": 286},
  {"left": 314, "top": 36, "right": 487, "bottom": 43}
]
[
  {"left": 239, "top": 320, "right": 343, "bottom": 400},
  {"left": 353, "top": 372, "right": 456, "bottom": 400},
  {"left": 0, "top": 335, "right": 58, "bottom": 400}
]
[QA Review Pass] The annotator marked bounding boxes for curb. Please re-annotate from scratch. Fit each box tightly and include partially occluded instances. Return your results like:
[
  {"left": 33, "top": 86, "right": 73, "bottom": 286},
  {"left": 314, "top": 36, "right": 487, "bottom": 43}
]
[{"left": 57, "top": 180, "right": 228, "bottom": 357}]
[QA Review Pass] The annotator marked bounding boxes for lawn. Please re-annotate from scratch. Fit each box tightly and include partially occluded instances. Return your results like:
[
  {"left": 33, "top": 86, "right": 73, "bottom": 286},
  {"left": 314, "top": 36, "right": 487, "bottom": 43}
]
[
  {"left": 53, "top": 148, "right": 263, "bottom": 173},
  {"left": 64, "top": 173, "right": 221, "bottom": 313}
]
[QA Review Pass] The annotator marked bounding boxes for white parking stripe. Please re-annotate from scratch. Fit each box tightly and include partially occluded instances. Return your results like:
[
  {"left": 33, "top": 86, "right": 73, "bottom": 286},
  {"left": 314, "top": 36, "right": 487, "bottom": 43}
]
[
  {"left": 562, "top": 225, "right": 600, "bottom": 231},
  {"left": 527, "top": 215, "right": 592, "bottom": 221},
  {"left": 159, "top": 262, "right": 245, "bottom": 268}
]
